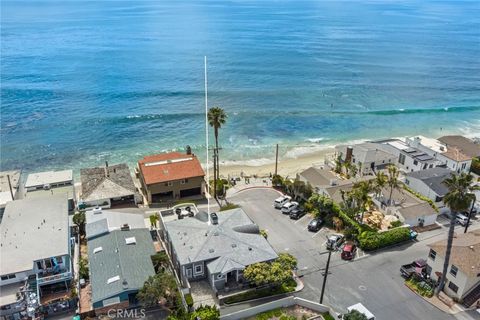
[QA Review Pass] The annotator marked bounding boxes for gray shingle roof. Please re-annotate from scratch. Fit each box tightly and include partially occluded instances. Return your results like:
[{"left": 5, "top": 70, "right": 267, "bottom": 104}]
[
  {"left": 406, "top": 167, "right": 452, "bottom": 196},
  {"left": 298, "top": 167, "right": 336, "bottom": 187},
  {"left": 87, "top": 229, "right": 155, "bottom": 305},
  {"left": 164, "top": 208, "right": 278, "bottom": 271},
  {"left": 438, "top": 135, "right": 480, "bottom": 158},
  {"left": 80, "top": 163, "right": 136, "bottom": 202},
  {"left": 85, "top": 209, "right": 147, "bottom": 239},
  {"left": 0, "top": 195, "right": 69, "bottom": 275}
]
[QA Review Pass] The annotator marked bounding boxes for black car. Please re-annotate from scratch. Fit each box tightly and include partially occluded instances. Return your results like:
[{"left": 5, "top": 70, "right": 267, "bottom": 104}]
[
  {"left": 290, "top": 207, "right": 306, "bottom": 220},
  {"left": 307, "top": 218, "right": 323, "bottom": 232}
]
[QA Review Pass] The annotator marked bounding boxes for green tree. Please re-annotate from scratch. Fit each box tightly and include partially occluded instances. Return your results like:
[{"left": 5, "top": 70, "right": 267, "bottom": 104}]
[
  {"left": 243, "top": 253, "right": 297, "bottom": 287},
  {"left": 334, "top": 153, "right": 343, "bottom": 174},
  {"left": 343, "top": 310, "right": 368, "bottom": 320},
  {"left": 272, "top": 174, "right": 284, "bottom": 187},
  {"left": 73, "top": 211, "right": 86, "bottom": 236},
  {"left": 190, "top": 305, "right": 220, "bottom": 320},
  {"left": 149, "top": 213, "right": 159, "bottom": 228},
  {"left": 208, "top": 107, "right": 227, "bottom": 198},
  {"left": 137, "top": 272, "right": 178, "bottom": 308},
  {"left": 151, "top": 252, "right": 170, "bottom": 273},
  {"left": 277, "top": 253, "right": 297, "bottom": 270},
  {"left": 373, "top": 171, "right": 387, "bottom": 197},
  {"left": 386, "top": 165, "right": 401, "bottom": 205},
  {"left": 79, "top": 257, "right": 89, "bottom": 280},
  {"left": 435, "top": 173, "right": 478, "bottom": 296}
]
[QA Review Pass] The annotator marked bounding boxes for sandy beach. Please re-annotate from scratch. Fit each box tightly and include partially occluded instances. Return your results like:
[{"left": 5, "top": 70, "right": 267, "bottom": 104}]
[{"left": 216, "top": 147, "right": 335, "bottom": 179}]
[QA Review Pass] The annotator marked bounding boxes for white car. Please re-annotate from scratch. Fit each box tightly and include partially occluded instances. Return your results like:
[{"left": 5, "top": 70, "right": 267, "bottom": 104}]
[
  {"left": 281, "top": 201, "right": 298, "bottom": 214},
  {"left": 273, "top": 195, "right": 292, "bottom": 209},
  {"left": 456, "top": 213, "right": 469, "bottom": 226}
]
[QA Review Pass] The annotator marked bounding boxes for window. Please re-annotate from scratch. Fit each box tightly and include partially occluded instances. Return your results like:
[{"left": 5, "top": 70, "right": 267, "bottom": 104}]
[
  {"left": 429, "top": 249, "right": 436, "bottom": 260},
  {"left": 450, "top": 265, "right": 458, "bottom": 277},
  {"left": 45, "top": 259, "right": 52, "bottom": 268},
  {"left": 36, "top": 261, "right": 43, "bottom": 270},
  {"left": 399, "top": 154, "right": 406, "bottom": 165},
  {"left": 405, "top": 179, "right": 409, "bottom": 185},
  {"left": 56, "top": 256, "right": 63, "bottom": 264},
  {"left": 413, "top": 160, "right": 418, "bottom": 166},
  {"left": 180, "top": 179, "right": 188, "bottom": 184},
  {"left": 164, "top": 181, "right": 173, "bottom": 187},
  {"left": 429, "top": 164, "right": 433, "bottom": 168},
  {"left": 461, "top": 163, "right": 466, "bottom": 170},
  {"left": 1, "top": 274, "right": 16, "bottom": 281},
  {"left": 194, "top": 265, "right": 203, "bottom": 275},
  {"left": 448, "top": 281, "right": 458, "bottom": 293}
]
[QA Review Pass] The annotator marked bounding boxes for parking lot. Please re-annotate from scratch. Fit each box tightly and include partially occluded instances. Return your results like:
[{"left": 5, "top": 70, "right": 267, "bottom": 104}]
[{"left": 228, "top": 188, "right": 475, "bottom": 320}]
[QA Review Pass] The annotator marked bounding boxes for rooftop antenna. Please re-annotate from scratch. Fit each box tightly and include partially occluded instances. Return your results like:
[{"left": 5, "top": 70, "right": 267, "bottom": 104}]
[{"left": 204, "top": 56, "right": 210, "bottom": 215}]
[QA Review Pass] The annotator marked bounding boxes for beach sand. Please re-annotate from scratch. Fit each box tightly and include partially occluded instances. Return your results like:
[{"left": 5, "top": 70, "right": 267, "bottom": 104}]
[{"left": 216, "top": 147, "right": 335, "bottom": 179}]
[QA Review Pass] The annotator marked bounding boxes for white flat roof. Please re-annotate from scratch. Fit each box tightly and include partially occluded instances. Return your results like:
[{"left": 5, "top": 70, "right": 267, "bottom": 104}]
[
  {"left": 25, "top": 170, "right": 73, "bottom": 188},
  {"left": 0, "top": 195, "right": 69, "bottom": 275},
  {"left": 387, "top": 140, "right": 409, "bottom": 150},
  {"left": 0, "top": 282, "right": 23, "bottom": 306},
  {"left": 414, "top": 135, "right": 445, "bottom": 153}
]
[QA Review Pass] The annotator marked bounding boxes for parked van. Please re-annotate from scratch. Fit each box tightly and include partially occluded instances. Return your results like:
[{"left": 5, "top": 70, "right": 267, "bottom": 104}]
[
  {"left": 273, "top": 195, "right": 292, "bottom": 209},
  {"left": 346, "top": 303, "right": 375, "bottom": 320}
]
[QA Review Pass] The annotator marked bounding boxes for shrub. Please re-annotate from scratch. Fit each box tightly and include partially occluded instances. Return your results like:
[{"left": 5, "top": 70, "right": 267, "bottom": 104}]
[
  {"left": 343, "top": 310, "right": 368, "bottom": 320},
  {"left": 219, "top": 202, "right": 240, "bottom": 211},
  {"left": 79, "top": 257, "right": 89, "bottom": 280},
  {"left": 403, "top": 184, "right": 439, "bottom": 212},
  {"left": 390, "top": 220, "right": 403, "bottom": 228},
  {"left": 184, "top": 293, "right": 193, "bottom": 308},
  {"left": 322, "top": 313, "right": 335, "bottom": 320},
  {"left": 358, "top": 227, "right": 411, "bottom": 251},
  {"left": 189, "top": 305, "right": 219, "bottom": 320}
]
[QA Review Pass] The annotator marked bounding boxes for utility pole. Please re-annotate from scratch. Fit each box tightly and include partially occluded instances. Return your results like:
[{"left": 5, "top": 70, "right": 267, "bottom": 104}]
[
  {"left": 319, "top": 249, "right": 332, "bottom": 304},
  {"left": 213, "top": 148, "right": 217, "bottom": 198},
  {"left": 274, "top": 144, "right": 279, "bottom": 176},
  {"left": 464, "top": 199, "right": 476, "bottom": 233},
  {"left": 7, "top": 174, "right": 14, "bottom": 200}
]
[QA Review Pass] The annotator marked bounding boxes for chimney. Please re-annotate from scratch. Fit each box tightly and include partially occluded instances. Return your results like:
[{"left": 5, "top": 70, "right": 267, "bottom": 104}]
[
  {"left": 186, "top": 145, "right": 192, "bottom": 155},
  {"left": 105, "top": 161, "right": 109, "bottom": 177},
  {"left": 345, "top": 146, "right": 353, "bottom": 163},
  {"left": 120, "top": 224, "right": 130, "bottom": 231}
]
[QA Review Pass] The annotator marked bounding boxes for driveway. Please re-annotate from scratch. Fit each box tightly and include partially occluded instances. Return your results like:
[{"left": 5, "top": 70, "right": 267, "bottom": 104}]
[{"left": 227, "top": 188, "right": 476, "bottom": 320}]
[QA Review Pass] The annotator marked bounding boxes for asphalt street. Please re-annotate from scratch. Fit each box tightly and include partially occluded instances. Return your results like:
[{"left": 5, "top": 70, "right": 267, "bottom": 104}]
[{"left": 227, "top": 188, "right": 479, "bottom": 320}]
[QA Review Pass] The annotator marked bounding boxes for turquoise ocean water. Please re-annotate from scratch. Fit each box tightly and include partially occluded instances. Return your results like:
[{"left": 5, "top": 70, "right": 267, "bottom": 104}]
[{"left": 1, "top": 0, "right": 479, "bottom": 173}]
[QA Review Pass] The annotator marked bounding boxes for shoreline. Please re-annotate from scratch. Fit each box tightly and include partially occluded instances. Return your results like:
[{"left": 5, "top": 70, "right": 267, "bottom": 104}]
[{"left": 216, "top": 147, "right": 335, "bottom": 179}]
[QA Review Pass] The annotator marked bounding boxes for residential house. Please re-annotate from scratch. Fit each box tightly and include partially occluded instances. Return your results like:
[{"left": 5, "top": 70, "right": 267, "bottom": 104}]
[
  {"left": 406, "top": 136, "right": 472, "bottom": 173},
  {"left": 0, "top": 171, "right": 20, "bottom": 216},
  {"left": 24, "top": 170, "right": 76, "bottom": 212},
  {"left": 85, "top": 207, "right": 148, "bottom": 240},
  {"left": 161, "top": 208, "right": 278, "bottom": 292},
  {"left": 426, "top": 229, "right": 480, "bottom": 307},
  {"left": 80, "top": 163, "right": 138, "bottom": 209},
  {"left": 374, "top": 187, "right": 438, "bottom": 227},
  {"left": 87, "top": 229, "right": 156, "bottom": 312},
  {"left": 335, "top": 143, "right": 397, "bottom": 175},
  {"left": 405, "top": 167, "right": 452, "bottom": 214},
  {"left": 0, "top": 195, "right": 73, "bottom": 319},
  {"left": 297, "top": 167, "right": 339, "bottom": 194},
  {"left": 137, "top": 151, "right": 205, "bottom": 203},
  {"left": 438, "top": 135, "right": 480, "bottom": 159},
  {"left": 375, "top": 139, "right": 441, "bottom": 173}
]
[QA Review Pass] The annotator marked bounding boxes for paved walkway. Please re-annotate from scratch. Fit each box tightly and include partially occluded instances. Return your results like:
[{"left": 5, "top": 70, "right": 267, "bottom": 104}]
[
  {"left": 225, "top": 177, "right": 276, "bottom": 198},
  {"left": 190, "top": 281, "right": 218, "bottom": 308}
]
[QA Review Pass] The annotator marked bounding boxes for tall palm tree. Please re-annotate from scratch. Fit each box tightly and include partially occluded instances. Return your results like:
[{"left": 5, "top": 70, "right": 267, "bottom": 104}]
[
  {"left": 435, "top": 173, "right": 478, "bottom": 296},
  {"left": 207, "top": 107, "right": 227, "bottom": 198},
  {"left": 386, "top": 165, "right": 401, "bottom": 205}
]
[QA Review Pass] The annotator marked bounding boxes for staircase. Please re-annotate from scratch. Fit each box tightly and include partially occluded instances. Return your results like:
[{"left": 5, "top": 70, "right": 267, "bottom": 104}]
[{"left": 462, "top": 282, "right": 480, "bottom": 308}]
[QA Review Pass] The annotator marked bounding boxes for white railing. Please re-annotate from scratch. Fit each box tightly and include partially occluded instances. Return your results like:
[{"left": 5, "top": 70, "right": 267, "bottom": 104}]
[{"left": 37, "top": 271, "right": 72, "bottom": 285}]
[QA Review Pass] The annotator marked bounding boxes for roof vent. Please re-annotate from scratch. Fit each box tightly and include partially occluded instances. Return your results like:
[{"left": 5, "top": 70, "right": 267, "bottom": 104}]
[
  {"left": 209, "top": 248, "right": 214, "bottom": 253},
  {"left": 248, "top": 247, "right": 252, "bottom": 251},
  {"left": 122, "top": 279, "right": 129, "bottom": 289},
  {"left": 125, "top": 237, "right": 136, "bottom": 245},
  {"left": 231, "top": 244, "right": 237, "bottom": 248},
  {"left": 93, "top": 247, "right": 103, "bottom": 254},
  {"left": 43, "top": 184, "right": 51, "bottom": 190}
]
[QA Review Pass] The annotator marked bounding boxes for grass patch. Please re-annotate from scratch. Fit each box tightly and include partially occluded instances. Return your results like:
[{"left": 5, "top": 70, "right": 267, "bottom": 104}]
[
  {"left": 255, "top": 308, "right": 283, "bottom": 320},
  {"left": 224, "top": 278, "right": 296, "bottom": 304},
  {"left": 321, "top": 312, "right": 335, "bottom": 320},
  {"left": 405, "top": 277, "right": 434, "bottom": 298},
  {"left": 220, "top": 203, "right": 240, "bottom": 211}
]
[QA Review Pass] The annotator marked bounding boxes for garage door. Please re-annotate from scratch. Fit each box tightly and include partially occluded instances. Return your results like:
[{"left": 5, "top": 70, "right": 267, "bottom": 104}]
[
  {"left": 180, "top": 187, "right": 201, "bottom": 198},
  {"left": 152, "top": 191, "right": 173, "bottom": 202}
]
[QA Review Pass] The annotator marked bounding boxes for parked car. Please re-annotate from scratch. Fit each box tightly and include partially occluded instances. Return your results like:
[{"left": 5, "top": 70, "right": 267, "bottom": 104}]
[
  {"left": 307, "top": 218, "right": 323, "bottom": 232},
  {"left": 456, "top": 213, "right": 470, "bottom": 226},
  {"left": 400, "top": 258, "right": 427, "bottom": 279},
  {"left": 290, "top": 207, "right": 306, "bottom": 220},
  {"left": 341, "top": 242, "right": 357, "bottom": 260},
  {"left": 326, "top": 234, "right": 344, "bottom": 250},
  {"left": 281, "top": 201, "right": 298, "bottom": 214},
  {"left": 274, "top": 195, "right": 292, "bottom": 209}
]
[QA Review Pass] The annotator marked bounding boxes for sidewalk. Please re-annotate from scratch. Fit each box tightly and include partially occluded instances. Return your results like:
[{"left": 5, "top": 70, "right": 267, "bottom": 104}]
[{"left": 226, "top": 177, "right": 275, "bottom": 198}]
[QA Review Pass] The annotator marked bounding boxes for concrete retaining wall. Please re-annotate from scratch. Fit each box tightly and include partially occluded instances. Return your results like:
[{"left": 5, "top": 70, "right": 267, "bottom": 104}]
[{"left": 220, "top": 297, "right": 332, "bottom": 320}]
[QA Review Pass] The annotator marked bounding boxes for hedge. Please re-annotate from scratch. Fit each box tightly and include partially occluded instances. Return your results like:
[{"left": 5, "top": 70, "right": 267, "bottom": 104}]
[
  {"left": 403, "top": 185, "right": 439, "bottom": 213},
  {"left": 358, "top": 227, "right": 411, "bottom": 251}
]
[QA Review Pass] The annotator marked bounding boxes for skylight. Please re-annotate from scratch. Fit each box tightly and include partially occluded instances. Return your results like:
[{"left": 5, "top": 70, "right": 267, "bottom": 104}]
[
  {"left": 125, "top": 237, "right": 136, "bottom": 245},
  {"left": 93, "top": 246, "right": 103, "bottom": 254},
  {"left": 107, "top": 275, "right": 120, "bottom": 284}
]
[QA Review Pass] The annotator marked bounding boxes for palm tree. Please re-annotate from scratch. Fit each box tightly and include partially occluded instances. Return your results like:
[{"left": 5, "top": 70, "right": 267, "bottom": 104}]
[
  {"left": 207, "top": 107, "right": 227, "bottom": 198},
  {"left": 373, "top": 171, "right": 387, "bottom": 197},
  {"left": 386, "top": 165, "right": 401, "bottom": 205},
  {"left": 435, "top": 173, "right": 478, "bottom": 296}
]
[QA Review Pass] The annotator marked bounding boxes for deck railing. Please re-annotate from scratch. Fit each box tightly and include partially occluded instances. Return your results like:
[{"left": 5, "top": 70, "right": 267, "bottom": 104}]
[{"left": 37, "top": 271, "right": 72, "bottom": 285}]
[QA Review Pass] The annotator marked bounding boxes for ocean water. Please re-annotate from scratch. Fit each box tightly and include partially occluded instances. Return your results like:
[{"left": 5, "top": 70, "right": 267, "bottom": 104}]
[{"left": 1, "top": 0, "right": 480, "bottom": 174}]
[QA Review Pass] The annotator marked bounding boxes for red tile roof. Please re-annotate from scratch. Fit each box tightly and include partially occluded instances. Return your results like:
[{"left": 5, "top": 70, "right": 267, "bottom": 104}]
[{"left": 138, "top": 152, "right": 205, "bottom": 185}]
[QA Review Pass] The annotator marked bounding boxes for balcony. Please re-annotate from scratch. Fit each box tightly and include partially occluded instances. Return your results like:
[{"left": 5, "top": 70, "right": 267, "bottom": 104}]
[{"left": 36, "top": 269, "right": 72, "bottom": 286}]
